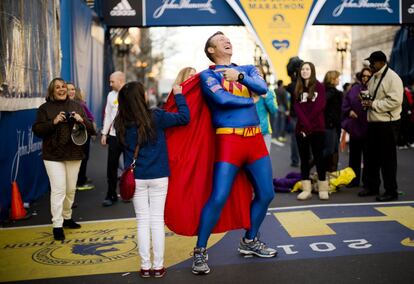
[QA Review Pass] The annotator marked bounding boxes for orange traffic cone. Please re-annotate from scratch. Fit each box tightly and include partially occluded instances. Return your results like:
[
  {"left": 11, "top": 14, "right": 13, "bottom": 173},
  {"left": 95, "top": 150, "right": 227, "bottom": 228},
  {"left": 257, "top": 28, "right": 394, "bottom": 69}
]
[{"left": 10, "top": 181, "right": 27, "bottom": 220}]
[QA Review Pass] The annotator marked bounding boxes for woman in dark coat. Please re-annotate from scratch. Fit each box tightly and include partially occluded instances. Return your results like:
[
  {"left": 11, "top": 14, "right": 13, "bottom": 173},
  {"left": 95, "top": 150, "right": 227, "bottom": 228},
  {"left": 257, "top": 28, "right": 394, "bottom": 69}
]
[{"left": 33, "top": 78, "right": 95, "bottom": 240}]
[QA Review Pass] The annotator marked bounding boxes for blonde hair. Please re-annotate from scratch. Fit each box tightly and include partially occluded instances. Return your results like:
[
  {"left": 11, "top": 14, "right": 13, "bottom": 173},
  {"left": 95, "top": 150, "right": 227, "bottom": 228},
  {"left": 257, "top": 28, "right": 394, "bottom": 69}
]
[
  {"left": 323, "top": 70, "right": 341, "bottom": 87},
  {"left": 174, "top": 67, "right": 196, "bottom": 85},
  {"left": 74, "top": 88, "right": 85, "bottom": 102}
]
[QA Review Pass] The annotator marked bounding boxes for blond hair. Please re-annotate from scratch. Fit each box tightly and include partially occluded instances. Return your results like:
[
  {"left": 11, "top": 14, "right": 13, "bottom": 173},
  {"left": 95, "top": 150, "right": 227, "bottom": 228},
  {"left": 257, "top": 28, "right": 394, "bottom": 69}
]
[
  {"left": 323, "top": 70, "right": 341, "bottom": 87},
  {"left": 74, "top": 88, "right": 85, "bottom": 102},
  {"left": 174, "top": 67, "right": 196, "bottom": 85}
]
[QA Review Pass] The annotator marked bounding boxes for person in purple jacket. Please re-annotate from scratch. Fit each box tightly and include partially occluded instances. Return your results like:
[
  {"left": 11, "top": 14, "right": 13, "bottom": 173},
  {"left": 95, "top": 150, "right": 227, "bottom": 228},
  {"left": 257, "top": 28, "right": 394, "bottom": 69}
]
[
  {"left": 67, "top": 82, "right": 96, "bottom": 190},
  {"left": 341, "top": 67, "right": 372, "bottom": 193},
  {"left": 293, "top": 62, "right": 328, "bottom": 200}
]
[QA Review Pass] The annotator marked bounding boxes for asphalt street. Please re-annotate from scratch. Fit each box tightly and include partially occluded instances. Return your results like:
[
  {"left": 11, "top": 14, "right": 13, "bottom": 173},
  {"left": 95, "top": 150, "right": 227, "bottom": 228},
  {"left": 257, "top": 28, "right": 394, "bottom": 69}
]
[{"left": 1, "top": 136, "right": 414, "bottom": 284}]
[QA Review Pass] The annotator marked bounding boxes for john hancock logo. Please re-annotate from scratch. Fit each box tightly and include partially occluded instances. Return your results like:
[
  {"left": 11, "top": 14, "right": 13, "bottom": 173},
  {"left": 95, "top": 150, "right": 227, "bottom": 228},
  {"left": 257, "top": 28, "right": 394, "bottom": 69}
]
[
  {"left": 153, "top": 0, "right": 216, "bottom": 18},
  {"left": 333, "top": 0, "right": 393, "bottom": 17}
]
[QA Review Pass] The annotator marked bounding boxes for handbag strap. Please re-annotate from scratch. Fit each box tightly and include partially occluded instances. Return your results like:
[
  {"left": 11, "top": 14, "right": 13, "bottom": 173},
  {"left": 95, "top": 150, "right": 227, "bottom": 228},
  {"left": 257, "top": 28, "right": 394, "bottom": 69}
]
[{"left": 131, "top": 144, "right": 140, "bottom": 168}]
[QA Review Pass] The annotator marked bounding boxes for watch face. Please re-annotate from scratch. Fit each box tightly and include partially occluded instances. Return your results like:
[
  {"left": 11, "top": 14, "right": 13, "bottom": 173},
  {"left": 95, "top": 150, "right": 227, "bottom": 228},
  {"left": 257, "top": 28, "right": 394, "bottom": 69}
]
[{"left": 238, "top": 73, "right": 244, "bottom": 81}]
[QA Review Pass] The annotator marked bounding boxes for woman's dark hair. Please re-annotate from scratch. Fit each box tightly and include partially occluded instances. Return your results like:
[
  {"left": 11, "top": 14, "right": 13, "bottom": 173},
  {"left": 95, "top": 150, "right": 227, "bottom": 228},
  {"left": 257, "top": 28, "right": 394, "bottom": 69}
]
[
  {"left": 294, "top": 62, "right": 317, "bottom": 101},
  {"left": 356, "top": 67, "right": 372, "bottom": 86},
  {"left": 360, "top": 67, "right": 372, "bottom": 77},
  {"left": 355, "top": 72, "right": 362, "bottom": 82},
  {"left": 114, "top": 81, "right": 156, "bottom": 146},
  {"left": 46, "top": 77, "right": 65, "bottom": 102}
]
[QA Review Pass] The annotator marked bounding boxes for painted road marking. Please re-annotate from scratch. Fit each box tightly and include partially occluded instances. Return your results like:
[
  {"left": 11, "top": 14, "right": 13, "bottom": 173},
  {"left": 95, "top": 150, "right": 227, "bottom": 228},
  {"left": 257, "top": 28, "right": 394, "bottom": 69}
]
[
  {"left": 274, "top": 206, "right": 414, "bottom": 237},
  {"left": 0, "top": 219, "right": 224, "bottom": 282},
  {"left": 1, "top": 202, "right": 413, "bottom": 282},
  {"left": 401, "top": 238, "right": 414, "bottom": 247}
]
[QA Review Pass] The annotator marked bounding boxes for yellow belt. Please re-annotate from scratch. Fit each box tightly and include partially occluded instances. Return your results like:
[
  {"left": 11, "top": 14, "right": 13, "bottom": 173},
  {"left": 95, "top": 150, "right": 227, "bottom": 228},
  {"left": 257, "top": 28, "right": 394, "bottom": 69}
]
[{"left": 216, "top": 126, "right": 261, "bottom": 137}]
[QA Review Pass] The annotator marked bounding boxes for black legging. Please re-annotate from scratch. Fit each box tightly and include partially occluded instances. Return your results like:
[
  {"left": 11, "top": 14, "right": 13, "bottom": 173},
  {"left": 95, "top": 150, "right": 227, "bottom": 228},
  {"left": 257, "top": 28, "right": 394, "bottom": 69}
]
[
  {"left": 106, "top": 135, "right": 123, "bottom": 199},
  {"left": 365, "top": 121, "right": 399, "bottom": 195},
  {"left": 77, "top": 137, "right": 91, "bottom": 186},
  {"left": 348, "top": 135, "right": 368, "bottom": 186},
  {"left": 296, "top": 132, "right": 326, "bottom": 181}
]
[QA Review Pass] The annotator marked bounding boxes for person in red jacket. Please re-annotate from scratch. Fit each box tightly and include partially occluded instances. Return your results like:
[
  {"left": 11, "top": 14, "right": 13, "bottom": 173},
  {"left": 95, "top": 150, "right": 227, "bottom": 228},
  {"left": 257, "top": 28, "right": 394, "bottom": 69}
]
[{"left": 293, "top": 62, "right": 328, "bottom": 200}]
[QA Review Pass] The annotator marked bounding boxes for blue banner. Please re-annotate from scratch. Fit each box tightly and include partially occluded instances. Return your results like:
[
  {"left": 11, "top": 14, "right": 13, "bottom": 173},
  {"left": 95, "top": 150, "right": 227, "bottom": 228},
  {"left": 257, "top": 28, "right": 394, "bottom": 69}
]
[
  {"left": 314, "top": 0, "right": 401, "bottom": 25},
  {"left": 0, "top": 110, "right": 49, "bottom": 220},
  {"left": 98, "top": 0, "right": 409, "bottom": 26},
  {"left": 61, "top": 0, "right": 104, "bottom": 128},
  {"left": 144, "top": 0, "right": 242, "bottom": 26}
]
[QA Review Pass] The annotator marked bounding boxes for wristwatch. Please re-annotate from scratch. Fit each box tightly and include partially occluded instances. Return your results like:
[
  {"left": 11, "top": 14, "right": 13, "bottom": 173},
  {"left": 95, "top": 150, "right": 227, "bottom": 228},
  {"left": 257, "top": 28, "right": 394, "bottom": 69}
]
[{"left": 237, "top": 72, "right": 244, "bottom": 82}]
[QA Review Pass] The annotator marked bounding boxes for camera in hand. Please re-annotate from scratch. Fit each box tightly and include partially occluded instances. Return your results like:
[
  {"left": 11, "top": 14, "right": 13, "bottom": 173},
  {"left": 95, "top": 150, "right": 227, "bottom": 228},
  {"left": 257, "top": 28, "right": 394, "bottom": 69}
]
[
  {"left": 65, "top": 112, "right": 76, "bottom": 123},
  {"left": 360, "top": 90, "right": 373, "bottom": 110},
  {"left": 360, "top": 90, "right": 373, "bottom": 101}
]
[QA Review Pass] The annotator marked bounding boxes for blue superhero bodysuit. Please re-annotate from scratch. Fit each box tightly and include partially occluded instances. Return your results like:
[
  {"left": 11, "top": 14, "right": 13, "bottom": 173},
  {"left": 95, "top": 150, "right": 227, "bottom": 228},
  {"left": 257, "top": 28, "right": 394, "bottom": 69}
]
[{"left": 197, "top": 64, "right": 275, "bottom": 247}]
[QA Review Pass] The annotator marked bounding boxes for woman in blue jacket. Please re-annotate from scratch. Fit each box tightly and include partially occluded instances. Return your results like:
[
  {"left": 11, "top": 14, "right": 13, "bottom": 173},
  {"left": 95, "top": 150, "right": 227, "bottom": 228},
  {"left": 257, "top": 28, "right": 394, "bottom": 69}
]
[
  {"left": 256, "top": 87, "right": 277, "bottom": 153},
  {"left": 114, "top": 81, "right": 189, "bottom": 278},
  {"left": 255, "top": 66, "right": 277, "bottom": 153}
]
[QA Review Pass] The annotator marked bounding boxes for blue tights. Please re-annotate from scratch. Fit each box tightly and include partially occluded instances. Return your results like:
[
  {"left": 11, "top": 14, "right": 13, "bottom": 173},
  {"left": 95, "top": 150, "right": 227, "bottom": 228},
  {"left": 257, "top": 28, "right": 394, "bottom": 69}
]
[{"left": 196, "top": 156, "right": 274, "bottom": 248}]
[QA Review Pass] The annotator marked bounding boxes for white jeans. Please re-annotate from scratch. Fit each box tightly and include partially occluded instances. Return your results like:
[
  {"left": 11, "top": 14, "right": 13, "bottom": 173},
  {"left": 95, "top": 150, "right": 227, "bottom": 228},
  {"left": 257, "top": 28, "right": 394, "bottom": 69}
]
[
  {"left": 43, "top": 160, "right": 81, "bottom": 227},
  {"left": 133, "top": 177, "right": 168, "bottom": 270}
]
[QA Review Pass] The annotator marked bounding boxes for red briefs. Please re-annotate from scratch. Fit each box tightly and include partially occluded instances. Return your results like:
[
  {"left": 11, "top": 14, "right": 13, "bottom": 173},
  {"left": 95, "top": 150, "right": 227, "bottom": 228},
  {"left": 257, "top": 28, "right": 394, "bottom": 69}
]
[{"left": 215, "top": 133, "right": 269, "bottom": 167}]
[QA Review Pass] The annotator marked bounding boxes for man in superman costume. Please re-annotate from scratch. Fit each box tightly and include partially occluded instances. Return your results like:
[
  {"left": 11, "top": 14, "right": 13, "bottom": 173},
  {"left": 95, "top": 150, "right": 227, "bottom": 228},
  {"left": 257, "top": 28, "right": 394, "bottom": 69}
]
[{"left": 164, "top": 31, "right": 277, "bottom": 275}]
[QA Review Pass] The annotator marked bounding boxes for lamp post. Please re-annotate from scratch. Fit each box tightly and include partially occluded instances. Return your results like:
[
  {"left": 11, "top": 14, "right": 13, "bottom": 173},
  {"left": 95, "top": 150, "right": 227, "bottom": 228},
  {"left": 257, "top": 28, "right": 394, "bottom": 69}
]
[
  {"left": 254, "top": 45, "right": 263, "bottom": 66},
  {"left": 254, "top": 45, "right": 272, "bottom": 85},
  {"left": 335, "top": 36, "right": 349, "bottom": 73},
  {"left": 114, "top": 36, "right": 132, "bottom": 74},
  {"left": 135, "top": 60, "right": 148, "bottom": 84}
]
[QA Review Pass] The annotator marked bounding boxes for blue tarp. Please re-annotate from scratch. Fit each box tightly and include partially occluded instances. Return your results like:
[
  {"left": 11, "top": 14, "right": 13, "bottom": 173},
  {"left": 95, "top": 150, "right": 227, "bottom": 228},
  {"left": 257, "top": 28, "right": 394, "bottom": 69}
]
[
  {"left": 60, "top": 0, "right": 105, "bottom": 127},
  {"left": 0, "top": 0, "right": 105, "bottom": 220},
  {"left": 390, "top": 27, "right": 414, "bottom": 85},
  {"left": 0, "top": 110, "right": 49, "bottom": 220},
  {"left": 0, "top": 0, "right": 60, "bottom": 220}
]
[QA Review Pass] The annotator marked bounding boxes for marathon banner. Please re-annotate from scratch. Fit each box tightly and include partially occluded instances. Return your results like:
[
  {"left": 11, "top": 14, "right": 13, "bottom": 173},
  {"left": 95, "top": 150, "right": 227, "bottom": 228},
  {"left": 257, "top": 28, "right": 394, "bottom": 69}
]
[
  {"left": 314, "top": 0, "right": 401, "bottom": 25},
  {"left": 226, "top": 0, "right": 322, "bottom": 82},
  {"left": 101, "top": 1, "right": 412, "bottom": 27},
  {"left": 102, "top": 0, "right": 143, "bottom": 27},
  {"left": 402, "top": 1, "right": 414, "bottom": 24},
  {"left": 145, "top": 0, "right": 243, "bottom": 26},
  {"left": 102, "top": 0, "right": 242, "bottom": 27}
]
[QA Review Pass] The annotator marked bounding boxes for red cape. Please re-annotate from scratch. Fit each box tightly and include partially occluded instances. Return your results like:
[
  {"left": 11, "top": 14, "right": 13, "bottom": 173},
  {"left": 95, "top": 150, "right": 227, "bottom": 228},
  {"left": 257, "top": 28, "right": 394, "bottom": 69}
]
[{"left": 164, "top": 74, "right": 253, "bottom": 236}]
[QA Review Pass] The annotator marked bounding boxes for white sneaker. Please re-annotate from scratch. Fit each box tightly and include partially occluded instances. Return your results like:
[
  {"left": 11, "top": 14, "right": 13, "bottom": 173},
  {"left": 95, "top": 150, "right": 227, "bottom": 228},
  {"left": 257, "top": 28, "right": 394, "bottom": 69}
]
[
  {"left": 192, "top": 247, "right": 210, "bottom": 275},
  {"left": 271, "top": 138, "right": 284, "bottom": 146}
]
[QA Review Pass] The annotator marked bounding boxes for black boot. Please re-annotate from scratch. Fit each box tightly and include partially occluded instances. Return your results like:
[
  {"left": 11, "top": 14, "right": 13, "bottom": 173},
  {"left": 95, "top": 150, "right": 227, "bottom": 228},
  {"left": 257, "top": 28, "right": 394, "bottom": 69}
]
[
  {"left": 53, "top": 227, "right": 65, "bottom": 240},
  {"left": 63, "top": 219, "right": 81, "bottom": 229},
  {"left": 376, "top": 192, "right": 398, "bottom": 202},
  {"left": 358, "top": 188, "right": 378, "bottom": 197}
]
